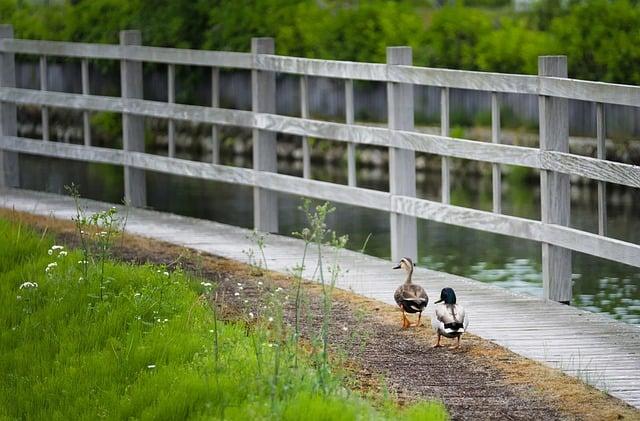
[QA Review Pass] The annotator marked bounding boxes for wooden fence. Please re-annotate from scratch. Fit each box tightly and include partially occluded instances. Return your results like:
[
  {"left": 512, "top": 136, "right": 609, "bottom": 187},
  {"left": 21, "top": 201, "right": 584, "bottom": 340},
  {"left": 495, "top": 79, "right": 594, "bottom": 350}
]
[{"left": 1, "top": 26, "right": 639, "bottom": 303}]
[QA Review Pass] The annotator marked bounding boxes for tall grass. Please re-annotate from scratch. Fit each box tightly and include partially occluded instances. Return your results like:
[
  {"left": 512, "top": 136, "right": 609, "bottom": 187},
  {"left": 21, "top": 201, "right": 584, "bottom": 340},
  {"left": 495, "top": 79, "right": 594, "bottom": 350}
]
[{"left": 0, "top": 217, "right": 447, "bottom": 419}]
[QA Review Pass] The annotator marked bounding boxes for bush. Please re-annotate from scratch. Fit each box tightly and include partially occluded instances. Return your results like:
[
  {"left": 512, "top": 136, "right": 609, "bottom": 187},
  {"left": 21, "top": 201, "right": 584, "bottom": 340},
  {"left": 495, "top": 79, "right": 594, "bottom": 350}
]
[
  {"left": 550, "top": 0, "right": 640, "bottom": 84},
  {"left": 476, "top": 17, "right": 558, "bottom": 74},
  {"left": 423, "top": 5, "right": 492, "bottom": 70}
]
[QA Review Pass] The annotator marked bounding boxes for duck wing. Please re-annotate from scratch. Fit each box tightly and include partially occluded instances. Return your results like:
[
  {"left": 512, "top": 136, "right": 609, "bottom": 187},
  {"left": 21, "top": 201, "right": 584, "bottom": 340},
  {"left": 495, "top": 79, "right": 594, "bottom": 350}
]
[
  {"left": 434, "top": 304, "right": 467, "bottom": 334},
  {"left": 397, "top": 284, "right": 428, "bottom": 313}
]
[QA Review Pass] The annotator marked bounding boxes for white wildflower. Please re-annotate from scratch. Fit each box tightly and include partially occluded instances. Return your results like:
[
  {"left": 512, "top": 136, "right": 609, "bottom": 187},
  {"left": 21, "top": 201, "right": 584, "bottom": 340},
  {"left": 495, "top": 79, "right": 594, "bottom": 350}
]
[
  {"left": 238, "top": 286, "right": 243, "bottom": 291},
  {"left": 164, "top": 319, "right": 168, "bottom": 323},
  {"left": 237, "top": 282, "right": 242, "bottom": 287},
  {"left": 268, "top": 317, "right": 273, "bottom": 323},
  {"left": 342, "top": 326, "right": 348, "bottom": 332},
  {"left": 147, "top": 364, "right": 156, "bottom": 369},
  {"left": 48, "top": 249, "right": 53, "bottom": 255},
  {"left": 200, "top": 282, "right": 212, "bottom": 288},
  {"left": 58, "top": 251, "right": 68, "bottom": 258},
  {"left": 243, "top": 299, "right": 248, "bottom": 304},
  {"left": 209, "top": 329, "right": 214, "bottom": 333},
  {"left": 163, "top": 271, "right": 169, "bottom": 277},
  {"left": 258, "top": 281, "right": 263, "bottom": 286},
  {"left": 78, "top": 277, "right": 84, "bottom": 281},
  {"left": 45, "top": 262, "right": 58, "bottom": 273},
  {"left": 134, "top": 292, "right": 141, "bottom": 298},
  {"left": 19, "top": 281, "right": 38, "bottom": 289},
  {"left": 51, "top": 245, "right": 64, "bottom": 250},
  {"left": 249, "top": 312, "right": 254, "bottom": 318},
  {"left": 234, "top": 292, "right": 240, "bottom": 296},
  {"left": 275, "top": 287, "right": 283, "bottom": 292}
]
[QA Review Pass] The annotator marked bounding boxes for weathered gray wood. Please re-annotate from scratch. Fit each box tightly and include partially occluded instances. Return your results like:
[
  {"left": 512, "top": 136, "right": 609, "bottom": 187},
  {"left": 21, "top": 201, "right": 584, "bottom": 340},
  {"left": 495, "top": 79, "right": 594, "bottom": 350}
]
[
  {"left": 120, "top": 30, "right": 146, "bottom": 208},
  {"left": 539, "top": 56, "right": 571, "bottom": 304},
  {"left": 167, "top": 63, "right": 176, "bottom": 158},
  {"left": 211, "top": 67, "right": 220, "bottom": 164},
  {"left": 0, "top": 25, "right": 17, "bottom": 188},
  {"left": 252, "top": 38, "right": 278, "bottom": 233},
  {"left": 39, "top": 55, "right": 49, "bottom": 141},
  {"left": 345, "top": 79, "right": 356, "bottom": 187},
  {"left": 539, "top": 76, "right": 640, "bottom": 108},
  {"left": 6, "top": 87, "right": 640, "bottom": 188},
  {"left": 387, "top": 47, "right": 417, "bottom": 263},
  {"left": 10, "top": 132, "right": 640, "bottom": 267},
  {"left": 596, "top": 102, "right": 607, "bottom": 236},
  {"left": 254, "top": 53, "right": 387, "bottom": 81},
  {"left": 81, "top": 58, "right": 91, "bottom": 146},
  {"left": 441, "top": 87, "right": 450, "bottom": 204},
  {"left": 491, "top": 92, "right": 502, "bottom": 214},
  {"left": 539, "top": 150, "right": 640, "bottom": 188},
  {"left": 0, "top": 39, "right": 253, "bottom": 69},
  {"left": 299, "top": 75, "right": 310, "bottom": 179},
  {"left": 3, "top": 38, "right": 640, "bottom": 107},
  {"left": 390, "top": 65, "right": 539, "bottom": 94},
  {"left": 3, "top": 188, "right": 640, "bottom": 409}
]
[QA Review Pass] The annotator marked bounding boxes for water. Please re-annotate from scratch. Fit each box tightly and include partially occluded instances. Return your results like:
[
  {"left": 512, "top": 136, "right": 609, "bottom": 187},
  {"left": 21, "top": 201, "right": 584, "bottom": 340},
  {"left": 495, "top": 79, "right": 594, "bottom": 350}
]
[{"left": 17, "top": 153, "right": 640, "bottom": 325}]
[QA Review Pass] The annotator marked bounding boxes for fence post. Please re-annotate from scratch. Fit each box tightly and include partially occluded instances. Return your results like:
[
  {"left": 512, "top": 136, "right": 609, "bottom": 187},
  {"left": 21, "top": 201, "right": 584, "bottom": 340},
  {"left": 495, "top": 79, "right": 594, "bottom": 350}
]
[
  {"left": 120, "top": 30, "right": 146, "bottom": 207},
  {"left": 251, "top": 37, "right": 278, "bottom": 233},
  {"left": 538, "top": 55, "right": 571, "bottom": 304},
  {"left": 387, "top": 47, "right": 417, "bottom": 263},
  {"left": 0, "top": 24, "right": 18, "bottom": 188}
]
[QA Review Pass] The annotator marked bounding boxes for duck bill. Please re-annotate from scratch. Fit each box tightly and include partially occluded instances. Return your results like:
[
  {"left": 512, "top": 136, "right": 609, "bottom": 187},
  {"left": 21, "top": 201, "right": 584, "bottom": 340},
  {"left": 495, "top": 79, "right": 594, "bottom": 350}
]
[{"left": 392, "top": 264, "right": 401, "bottom": 269}]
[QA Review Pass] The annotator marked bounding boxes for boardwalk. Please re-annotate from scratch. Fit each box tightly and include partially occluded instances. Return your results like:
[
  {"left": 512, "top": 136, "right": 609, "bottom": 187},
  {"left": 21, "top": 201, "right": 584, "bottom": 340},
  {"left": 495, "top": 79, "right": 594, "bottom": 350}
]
[{"left": 2, "top": 187, "right": 639, "bottom": 408}]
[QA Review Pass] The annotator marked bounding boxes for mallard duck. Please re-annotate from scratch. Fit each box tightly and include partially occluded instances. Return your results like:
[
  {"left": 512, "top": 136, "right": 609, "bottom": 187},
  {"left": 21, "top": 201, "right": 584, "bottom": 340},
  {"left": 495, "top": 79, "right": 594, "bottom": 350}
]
[
  {"left": 393, "top": 257, "right": 428, "bottom": 328},
  {"left": 432, "top": 287, "right": 469, "bottom": 349}
]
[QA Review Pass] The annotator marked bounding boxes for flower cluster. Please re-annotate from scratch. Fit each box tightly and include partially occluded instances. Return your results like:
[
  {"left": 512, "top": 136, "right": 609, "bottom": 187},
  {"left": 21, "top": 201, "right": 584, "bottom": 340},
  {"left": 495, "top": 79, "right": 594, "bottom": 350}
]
[
  {"left": 48, "top": 245, "right": 67, "bottom": 257},
  {"left": 45, "top": 262, "right": 58, "bottom": 274},
  {"left": 19, "top": 281, "right": 38, "bottom": 289}
]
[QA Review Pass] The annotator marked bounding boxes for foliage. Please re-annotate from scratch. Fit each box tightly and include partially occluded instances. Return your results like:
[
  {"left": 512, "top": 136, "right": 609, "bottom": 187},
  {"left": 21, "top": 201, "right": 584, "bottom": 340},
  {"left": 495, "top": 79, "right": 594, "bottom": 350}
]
[
  {"left": 206, "top": 0, "right": 425, "bottom": 63},
  {"left": 550, "top": 0, "right": 640, "bottom": 84},
  {"left": 423, "top": 5, "right": 492, "bottom": 70},
  {"left": 476, "top": 17, "right": 558, "bottom": 74},
  {"left": 3, "top": 0, "right": 640, "bottom": 84}
]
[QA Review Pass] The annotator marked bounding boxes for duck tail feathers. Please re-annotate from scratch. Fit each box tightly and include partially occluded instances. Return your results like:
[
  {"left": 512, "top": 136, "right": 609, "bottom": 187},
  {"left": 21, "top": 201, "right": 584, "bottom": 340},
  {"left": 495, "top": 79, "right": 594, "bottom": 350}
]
[{"left": 401, "top": 298, "right": 427, "bottom": 313}]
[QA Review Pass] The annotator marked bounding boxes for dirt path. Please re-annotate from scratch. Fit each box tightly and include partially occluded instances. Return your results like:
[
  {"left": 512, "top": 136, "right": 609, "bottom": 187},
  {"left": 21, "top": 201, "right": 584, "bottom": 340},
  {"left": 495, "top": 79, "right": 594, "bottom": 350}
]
[{"left": 3, "top": 209, "right": 638, "bottom": 421}]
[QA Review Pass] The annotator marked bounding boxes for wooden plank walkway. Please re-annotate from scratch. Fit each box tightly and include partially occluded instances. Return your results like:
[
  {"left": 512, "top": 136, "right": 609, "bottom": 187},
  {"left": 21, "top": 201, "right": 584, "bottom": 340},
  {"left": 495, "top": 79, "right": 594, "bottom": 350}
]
[{"left": 2, "top": 187, "right": 640, "bottom": 408}]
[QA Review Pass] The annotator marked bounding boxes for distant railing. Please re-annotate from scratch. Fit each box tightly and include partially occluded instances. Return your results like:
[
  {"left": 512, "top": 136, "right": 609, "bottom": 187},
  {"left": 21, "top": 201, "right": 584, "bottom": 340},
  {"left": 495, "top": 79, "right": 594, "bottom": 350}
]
[{"left": 1, "top": 25, "right": 639, "bottom": 303}]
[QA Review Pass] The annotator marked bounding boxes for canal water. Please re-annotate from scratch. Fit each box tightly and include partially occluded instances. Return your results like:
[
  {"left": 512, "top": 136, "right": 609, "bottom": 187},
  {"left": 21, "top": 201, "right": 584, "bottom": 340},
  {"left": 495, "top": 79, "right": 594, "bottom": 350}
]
[{"left": 17, "top": 152, "right": 640, "bottom": 325}]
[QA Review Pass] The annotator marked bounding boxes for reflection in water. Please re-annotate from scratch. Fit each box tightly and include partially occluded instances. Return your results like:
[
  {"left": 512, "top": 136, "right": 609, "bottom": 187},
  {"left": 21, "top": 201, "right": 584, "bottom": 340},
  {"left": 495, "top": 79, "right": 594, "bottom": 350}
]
[{"left": 17, "top": 153, "right": 640, "bottom": 325}]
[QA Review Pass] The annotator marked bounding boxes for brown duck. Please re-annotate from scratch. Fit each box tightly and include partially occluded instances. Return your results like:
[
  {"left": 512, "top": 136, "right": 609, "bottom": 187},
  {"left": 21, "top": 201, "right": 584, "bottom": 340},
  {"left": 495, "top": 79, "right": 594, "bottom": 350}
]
[{"left": 393, "top": 257, "right": 428, "bottom": 328}]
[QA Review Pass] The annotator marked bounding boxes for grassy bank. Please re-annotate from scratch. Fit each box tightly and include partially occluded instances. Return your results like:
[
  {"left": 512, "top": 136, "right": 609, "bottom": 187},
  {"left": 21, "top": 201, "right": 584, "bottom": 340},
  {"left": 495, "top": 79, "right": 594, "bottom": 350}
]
[{"left": 0, "top": 217, "right": 446, "bottom": 420}]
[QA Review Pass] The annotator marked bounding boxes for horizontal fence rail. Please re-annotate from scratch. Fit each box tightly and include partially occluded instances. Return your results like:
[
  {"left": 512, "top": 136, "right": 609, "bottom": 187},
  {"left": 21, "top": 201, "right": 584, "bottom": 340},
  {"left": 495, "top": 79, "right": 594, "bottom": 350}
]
[
  {"left": 2, "top": 135, "right": 639, "bottom": 269},
  {"left": 2, "top": 38, "right": 640, "bottom": 106},
  {"left": 1, "top": 87, "right": 639, "bottom": 188},
  {"left": 1, "top": 30, "right": 640, "bottom": 304}
]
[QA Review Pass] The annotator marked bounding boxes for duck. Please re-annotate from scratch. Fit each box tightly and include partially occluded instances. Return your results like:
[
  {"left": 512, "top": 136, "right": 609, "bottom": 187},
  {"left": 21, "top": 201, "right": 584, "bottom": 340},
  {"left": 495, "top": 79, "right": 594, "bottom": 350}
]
[
  {"left": 432, "top": 287, "right": 469, "bottom": 349},
  {"left": 393, "top": 257, "right": 428, "bottom": 328}
]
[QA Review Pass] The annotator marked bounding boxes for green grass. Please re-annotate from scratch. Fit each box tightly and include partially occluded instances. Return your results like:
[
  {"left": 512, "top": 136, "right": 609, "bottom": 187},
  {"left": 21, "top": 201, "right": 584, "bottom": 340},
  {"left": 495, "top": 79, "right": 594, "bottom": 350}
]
[{"left": 0, "top": 218, "right": 447, "bottom": 420}]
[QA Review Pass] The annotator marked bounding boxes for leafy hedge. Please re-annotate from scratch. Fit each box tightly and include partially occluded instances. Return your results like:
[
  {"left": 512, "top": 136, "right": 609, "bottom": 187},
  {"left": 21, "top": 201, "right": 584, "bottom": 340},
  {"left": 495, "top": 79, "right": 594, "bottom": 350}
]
[{"left": 2, "top": 0, "right": 640, "bottom": 84}]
